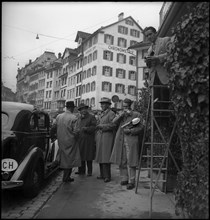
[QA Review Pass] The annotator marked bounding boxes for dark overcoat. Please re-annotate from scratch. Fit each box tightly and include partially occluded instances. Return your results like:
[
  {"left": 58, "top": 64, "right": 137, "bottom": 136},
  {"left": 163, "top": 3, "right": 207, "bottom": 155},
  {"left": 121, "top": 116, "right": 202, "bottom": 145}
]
[
  {"left": 56, "top": 110, "right": 81, "bottom": 169},
  {"left": 95, "top": 109, "right": 116, "bottom": 163},
  {"left": 110, "top": 111, "right": 144, "bottom": 167},
  {"left": 74, "top": 112, "right": 97, "bottom": 161}
]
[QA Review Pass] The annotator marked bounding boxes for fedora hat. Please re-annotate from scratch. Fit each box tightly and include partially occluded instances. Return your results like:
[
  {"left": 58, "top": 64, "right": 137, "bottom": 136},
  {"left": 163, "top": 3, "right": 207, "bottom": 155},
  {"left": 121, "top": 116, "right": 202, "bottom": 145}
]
[
  {"left": 99, "top": 97, "right": 111, "bottom": 104},
  {"left": 123, "top": 98, "right": 133, "bottom": 105},
  {"left": 65, "top": 101, "right": 75, "bottom": 108},
  {"left": 78, "top": 103, "right": 89, "bottom": 111}
]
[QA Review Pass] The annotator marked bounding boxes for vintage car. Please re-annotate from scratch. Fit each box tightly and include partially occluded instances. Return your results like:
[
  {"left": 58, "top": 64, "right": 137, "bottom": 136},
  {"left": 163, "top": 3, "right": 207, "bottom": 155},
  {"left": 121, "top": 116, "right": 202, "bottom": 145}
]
[{"left": 2, "top": 101, "right": 59, "bottom": 198}]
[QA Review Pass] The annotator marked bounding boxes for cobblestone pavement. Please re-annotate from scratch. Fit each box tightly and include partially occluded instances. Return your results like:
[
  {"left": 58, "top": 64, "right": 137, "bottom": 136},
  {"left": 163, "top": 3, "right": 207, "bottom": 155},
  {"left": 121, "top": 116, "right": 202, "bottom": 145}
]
[{"left": 1, "top": 169, "right": 63, "bottom": 219}]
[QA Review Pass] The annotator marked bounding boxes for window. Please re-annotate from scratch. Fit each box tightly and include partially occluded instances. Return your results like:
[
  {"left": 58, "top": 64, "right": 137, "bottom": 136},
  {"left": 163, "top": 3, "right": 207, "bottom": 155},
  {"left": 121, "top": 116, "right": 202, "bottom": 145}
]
[
  {"left": 115, "top": 84, "right": 125, "bottom": 94},
  {"left": 103, "top": 50, "right": 113, "bottom": 61},
  {"left": 82, "top": 85, "right": 86, "bottom": 94},
  {"left": 130, "top": 29, "right": 140, "bottom": 38},
  {"left": 92, "top": 66, "right": 97, "bottom": 76},
  {"left": 88, "top": 54, "right": 92, "bottom": 63},
  {"left": 46, "top": 91, "right": 48, "bottom": 98},
  {"left": 90, "top": 97, "right": 95, "bottom": 106},
  {"left": 129, "top": 56, "right": 136, "bottom": 66},
  {"left": 130, "top": 40, "right": 138, "bottom": 47},
  {"left": 118, "top": 25, "right": 128, "bottom": 35},
  {"left": 91, "top": 81, "right": 96, "bottom": 91},
  {"left": 86, "top": 83, "right": 90, "bottom": 93},
  {"left": 49, "top": 90, "right": 51, "bottom": 98},
  {"left": 116, "top": 69, "right": 126, "bottom": 78},
  {"left": 129, "top": 71, "right": 136, "bottom": 80},
  {"left": 87, "top": 68, "right": 91, "bottom": 78},
  {"left": 93, "top": 50, "right": 97, "bottom": 60},
  {"left": 102, "top": 82, "right": 112, "bottom": 92},
  {"left": 125, "top": 19, "right": 134, "bottom": 26},
  {"left": 118, "top": 38, "right": 127, "bottom": 48},
  {"left": 86, "top": 98, "right": 90, "bottom": 106},
  {"left": 102, "top": 66, "right": 112, "bottom": 77},
  {"left": 117, "top": 53, "right": 126, "bottom": 64},
  {"left": 128, "top": 86, "right": 136, "bottom": 96},
  {"left": 104, "top": 34, "right": 114, "bottom": 45}
]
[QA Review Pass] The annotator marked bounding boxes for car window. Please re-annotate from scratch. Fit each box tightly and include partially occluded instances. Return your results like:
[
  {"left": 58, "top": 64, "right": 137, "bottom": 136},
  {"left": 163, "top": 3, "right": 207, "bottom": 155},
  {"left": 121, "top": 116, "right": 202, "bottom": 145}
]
[
  {"left": 38, "top": 114, "right": 46, "bottom": 129},
  {"left": 2, "top": 113, "right": 9, "bottom": 127}
]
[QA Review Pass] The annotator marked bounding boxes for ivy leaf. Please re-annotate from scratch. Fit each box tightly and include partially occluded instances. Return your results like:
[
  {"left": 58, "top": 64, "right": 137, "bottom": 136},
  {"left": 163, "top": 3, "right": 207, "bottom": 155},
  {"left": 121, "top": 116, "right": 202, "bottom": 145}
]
[
  {"left": 198, "top": 94, "right": 206, "bottom": 103},
  {"left": 187, "top": 97, "right": 192, "bottom": 107}
]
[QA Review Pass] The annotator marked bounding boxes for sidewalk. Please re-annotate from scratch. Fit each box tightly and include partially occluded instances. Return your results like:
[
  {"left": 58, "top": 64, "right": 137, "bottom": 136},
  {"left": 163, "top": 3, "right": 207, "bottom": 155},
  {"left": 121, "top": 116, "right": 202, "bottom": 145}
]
[{"left": 35, "top": 161, "right": 180, "bottom": 219}]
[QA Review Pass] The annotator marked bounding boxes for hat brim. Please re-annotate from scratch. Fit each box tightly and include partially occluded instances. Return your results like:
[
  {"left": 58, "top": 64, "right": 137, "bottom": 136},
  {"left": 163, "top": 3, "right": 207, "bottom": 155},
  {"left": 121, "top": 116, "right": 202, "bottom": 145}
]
[{"left": 99, "top": 101, "right": 111, "bottom": 104}]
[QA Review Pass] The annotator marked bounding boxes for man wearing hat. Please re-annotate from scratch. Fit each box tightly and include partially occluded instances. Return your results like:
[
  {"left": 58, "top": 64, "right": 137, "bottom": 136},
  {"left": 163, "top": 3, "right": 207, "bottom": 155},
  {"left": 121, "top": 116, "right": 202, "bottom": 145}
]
[
  {"left": 74, "top": 103, "right": 97, "bottom": 176},
  {"left": 110, "top": 98, "right": 144, "bottom": 189},
  {"left": 53, "top": 101, "right": 81, "bottom": 182},
  {"left": 95, "top": 97, "right": 116, "bottom": 183}
]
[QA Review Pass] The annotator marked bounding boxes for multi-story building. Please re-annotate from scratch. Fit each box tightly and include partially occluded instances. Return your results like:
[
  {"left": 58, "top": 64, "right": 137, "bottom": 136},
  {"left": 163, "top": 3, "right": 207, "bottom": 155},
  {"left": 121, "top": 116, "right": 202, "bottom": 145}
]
[
  {"left": 66, "top": 13, "right": 144, "bottom": 110},
  {"left": 2, "top": 82, "right": 17, "bottom": 101},
  {"left": 16, "top": 51, "right": 57, "bottom": 105}
]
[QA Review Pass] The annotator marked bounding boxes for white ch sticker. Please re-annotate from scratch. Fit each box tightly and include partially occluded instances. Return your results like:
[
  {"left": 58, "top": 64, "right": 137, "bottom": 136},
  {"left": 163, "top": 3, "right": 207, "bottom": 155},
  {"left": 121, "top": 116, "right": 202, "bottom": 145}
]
[{"left": 2, "top": 158, "right": 18, "bottom": 172}]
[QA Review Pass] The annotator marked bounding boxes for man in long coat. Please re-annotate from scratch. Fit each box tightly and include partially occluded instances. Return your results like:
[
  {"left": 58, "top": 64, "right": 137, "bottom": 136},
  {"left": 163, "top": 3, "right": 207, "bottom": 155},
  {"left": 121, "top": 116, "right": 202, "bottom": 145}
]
[
  {"left": 144, "top": 26, "right": 172, "bottom": 111},
  {"left": 95, "top": 97, "right": 116, "bottom": 182},
  {"left": 55, "top": 101, "right": 81, "bottom": 182},
  {"left": 74, "top": 103, "right": 97, "bottom": 176},
  {"left": 110, "top": 98, "right": 144, "bottom": 189}
]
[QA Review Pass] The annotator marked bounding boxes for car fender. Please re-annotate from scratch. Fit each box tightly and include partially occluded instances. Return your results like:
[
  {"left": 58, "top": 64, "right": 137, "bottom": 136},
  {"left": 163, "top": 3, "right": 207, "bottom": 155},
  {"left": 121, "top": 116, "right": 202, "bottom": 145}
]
[{"left": 10, "top": 146, "right": 44, "bottom": 181}]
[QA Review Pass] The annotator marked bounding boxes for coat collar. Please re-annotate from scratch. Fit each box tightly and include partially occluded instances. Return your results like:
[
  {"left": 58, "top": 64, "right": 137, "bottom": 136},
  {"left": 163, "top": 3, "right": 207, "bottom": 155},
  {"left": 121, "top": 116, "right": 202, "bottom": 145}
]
[{"left": 100, "top": 108, "right": 110, "bottom": 118}]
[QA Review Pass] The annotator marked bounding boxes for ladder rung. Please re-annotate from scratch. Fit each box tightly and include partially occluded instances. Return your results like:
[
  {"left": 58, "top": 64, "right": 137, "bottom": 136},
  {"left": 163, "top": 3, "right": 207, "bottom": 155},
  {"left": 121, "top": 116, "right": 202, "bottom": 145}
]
[
  {"left": 145, "top": 142, "right": 168, "bottom": 145},
  {"left": 152, "top": 109, "right": 174, "bottom": 112},
  {"left": 141, "top": 168, "right": 167, "bottom": 171},
  {"left": 142, "top": 155, "right": 168, "bottom": 158},
  {"left": 140, "top": 179, "right": 167, "bottom": 183}
]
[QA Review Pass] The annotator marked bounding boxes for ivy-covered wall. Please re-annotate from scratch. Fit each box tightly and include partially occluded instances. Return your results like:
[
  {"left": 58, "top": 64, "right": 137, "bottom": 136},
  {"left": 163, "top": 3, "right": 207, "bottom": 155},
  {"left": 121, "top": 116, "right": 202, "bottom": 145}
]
[{"left": 165, "top": 2, "right": 209, "bottom": 218}]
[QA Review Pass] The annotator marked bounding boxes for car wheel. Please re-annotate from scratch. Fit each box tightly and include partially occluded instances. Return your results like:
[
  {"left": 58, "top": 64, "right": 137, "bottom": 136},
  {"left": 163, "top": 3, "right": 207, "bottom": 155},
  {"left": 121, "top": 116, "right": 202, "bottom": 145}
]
[{"left": 23, "top": 162, "right": 43, "bottom": 198}]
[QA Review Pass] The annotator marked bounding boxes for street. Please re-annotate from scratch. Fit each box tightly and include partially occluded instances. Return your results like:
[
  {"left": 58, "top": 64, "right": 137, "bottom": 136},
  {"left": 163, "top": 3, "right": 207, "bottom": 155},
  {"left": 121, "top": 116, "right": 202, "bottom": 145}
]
[{"left": 35, "top": 161, "right": 178, "bottom": 219}]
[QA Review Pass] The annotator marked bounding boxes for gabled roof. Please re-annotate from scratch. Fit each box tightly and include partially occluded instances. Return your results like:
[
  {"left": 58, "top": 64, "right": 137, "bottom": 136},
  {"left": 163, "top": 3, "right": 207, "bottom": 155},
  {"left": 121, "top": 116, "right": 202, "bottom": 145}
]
[
  {"left": 75, "top": 31, "right": 92, "bottom": 42},
  {"left": 102, "top": 16, "right": 144, "bottom": 33},
  {"left": 62, "top": 48, "right": 78, "bottom": 59}
]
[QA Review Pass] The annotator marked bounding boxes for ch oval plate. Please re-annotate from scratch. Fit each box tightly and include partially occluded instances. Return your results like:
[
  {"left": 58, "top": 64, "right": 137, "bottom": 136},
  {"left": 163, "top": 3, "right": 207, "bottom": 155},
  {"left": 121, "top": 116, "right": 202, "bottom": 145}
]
[{"left": 2, "top": 158, "right": 18, "bottom": 172}]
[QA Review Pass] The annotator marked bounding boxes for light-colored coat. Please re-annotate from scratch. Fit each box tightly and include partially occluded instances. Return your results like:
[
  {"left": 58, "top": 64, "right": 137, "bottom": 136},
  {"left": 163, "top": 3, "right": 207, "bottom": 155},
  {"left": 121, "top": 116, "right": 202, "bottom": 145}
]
[
  {"left": 110, "top": 111, "right": 144, "bottom": 167},
  {"left": 148, "top": 36, "right": 171, "bottom": 85},
  {"left": 95, "top": 109, "right": 116, "bottom": 163},
  {"left": 56, "top": 110, "right": 81, "bottom": 169}
]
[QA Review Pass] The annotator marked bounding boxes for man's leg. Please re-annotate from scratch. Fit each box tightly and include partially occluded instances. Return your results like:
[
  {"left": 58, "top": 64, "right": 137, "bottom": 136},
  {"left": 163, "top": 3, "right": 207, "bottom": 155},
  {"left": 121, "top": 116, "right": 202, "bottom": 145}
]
[
  {"left": 63, "top": 168, "right": 73, "bottom": 182},
  {"left": 97, "top": 163, "right": 104, "bottom": 179},
  {"left": 87, "top": 160, "right": 93, "bottom": 176},
  {"left": 119, "top": 141, "right": 129, "bottom": 185},
  {"left": 103, "top": 163, "right": 111, "bottom": 182}
]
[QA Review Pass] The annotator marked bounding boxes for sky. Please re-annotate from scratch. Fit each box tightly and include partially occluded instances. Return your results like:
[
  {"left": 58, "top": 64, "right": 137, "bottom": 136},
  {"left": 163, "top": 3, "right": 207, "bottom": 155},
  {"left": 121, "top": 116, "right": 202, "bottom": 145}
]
[{"left": 2, "top": 1, "right": 163, "bottom": 93}]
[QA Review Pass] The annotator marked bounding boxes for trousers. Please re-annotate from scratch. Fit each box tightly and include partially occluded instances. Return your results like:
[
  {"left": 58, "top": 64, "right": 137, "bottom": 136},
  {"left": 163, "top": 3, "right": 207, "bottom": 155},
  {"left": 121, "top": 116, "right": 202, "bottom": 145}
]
[
  {"left": 99, "top": 163, "right": 111, "bottom": 179},
  {"left": 78, "top": 160, "right": 93, "bottom": 174},
  {"left": 119, "top": 137, "right": 136, "bottom": 184}
]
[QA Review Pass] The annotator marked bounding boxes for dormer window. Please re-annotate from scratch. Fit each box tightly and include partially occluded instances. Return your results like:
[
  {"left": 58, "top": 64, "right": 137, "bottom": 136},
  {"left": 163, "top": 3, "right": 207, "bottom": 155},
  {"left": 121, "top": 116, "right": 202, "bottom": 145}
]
[{"left": 78, "top": 38, "right": 82, "bottom": 46}]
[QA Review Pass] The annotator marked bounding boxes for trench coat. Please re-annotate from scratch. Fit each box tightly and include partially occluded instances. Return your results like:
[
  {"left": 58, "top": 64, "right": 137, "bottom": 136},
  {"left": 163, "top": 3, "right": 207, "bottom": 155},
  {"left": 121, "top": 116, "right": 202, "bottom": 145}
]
[
  {"left": 95, "top": 108, "right": 116, "bottom": 163},
  {"left": 74, "top": 112, "right": 97, "bottom": 161},
  {"left": 55, "top": 110, "right": 81, "bottom": 169},
  {"left": 110, "top": 111, "right": 144, "bottom": 167},
  {"left": 148, "top": 36, "right": 171, "bottom": 86}
]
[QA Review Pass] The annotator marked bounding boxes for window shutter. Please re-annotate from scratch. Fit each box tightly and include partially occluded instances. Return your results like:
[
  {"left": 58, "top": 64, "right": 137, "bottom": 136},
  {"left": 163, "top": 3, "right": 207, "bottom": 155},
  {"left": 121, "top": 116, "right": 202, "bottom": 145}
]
[
  {"left": 125, "top": 40, "right": 127, "bottom": 48},
  {"left": 124, "top": 55, "right": 126, "bottom": 63},
  {"left": 137, "top": 31, "right": 140, "bottom": 38},
  {"left": 111, "top": 36, "right": 114, "bottom": 45},
  {"left": 123, "top": 70, "right": 125, "bottom": 78},
  {"left": 102, "top": 66, "right": 105, "bottom": 75},
  {"left": 102, "top": 82, "right": 104, "bottom": 91},
  {"left": 117, "top": 54, "right": 119, "bottom": 62},
  {"left": 123, "top": 85, "right": 125, "bottom": 93},
  {"left": 110, "top": 67, "right": 113, "bottom": 76},
  {"left": 118, "top": 26, "right": 120, "bottom": 33},
  {"left": 110, "top": 83, "right": 112, "bottom": 92},
  {"left": 103, "top": 51, "right": 106, "bottom": 59},
  {"left": 126, "top": 27, "right": 128, "bottom": 35},
  {"left": 117, "top": 38, "right": 120, "bottom": 46},
  {"left": 115, "top": 84, "right": 117, "bottom": 92},
  {"left": 104, "top": 34, "right": 106, "bottom": 43},
  {"left": 111, "top": 52, "right": 113, "bottom": 61}
]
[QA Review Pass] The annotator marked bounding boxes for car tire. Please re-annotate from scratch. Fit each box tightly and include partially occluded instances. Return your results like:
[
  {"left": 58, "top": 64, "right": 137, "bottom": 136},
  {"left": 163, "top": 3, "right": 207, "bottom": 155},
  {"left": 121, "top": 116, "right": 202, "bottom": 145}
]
[{"left": 23, "top": 162, "right": 43, "bottom": 198}]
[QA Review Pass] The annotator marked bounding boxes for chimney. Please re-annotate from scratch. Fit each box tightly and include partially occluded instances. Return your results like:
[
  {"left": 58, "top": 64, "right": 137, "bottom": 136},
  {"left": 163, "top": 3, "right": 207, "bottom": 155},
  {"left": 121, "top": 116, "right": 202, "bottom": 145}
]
[
  {"left": 118, "top": 12, "right": 124, "bottom": 21},
  {"left": 58, "top": 52, "right": 61, "bottom": 58},
  {"left": 29, "top": 59, "right": 32, "bottom": 64}
]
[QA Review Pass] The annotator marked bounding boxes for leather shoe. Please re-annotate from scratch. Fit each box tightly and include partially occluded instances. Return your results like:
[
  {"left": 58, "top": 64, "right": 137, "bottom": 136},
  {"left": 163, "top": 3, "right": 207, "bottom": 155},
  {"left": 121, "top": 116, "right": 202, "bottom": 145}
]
[
  {"left": 126, "top": 183, "right": 135, "bottom": 190},
  {"left": 97, "top": 176, "right": 104, "bottom": 179},
  {"left": 120, "top": 180, "right": 128, "bottom": 186},
  {"left": 104, "top": 178, "right": 111, "bottom": 183}
]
